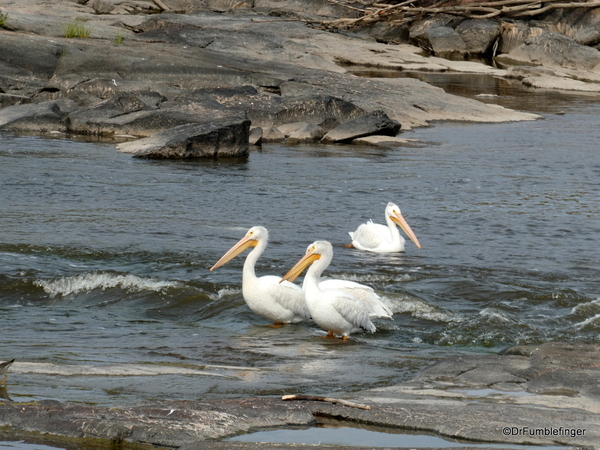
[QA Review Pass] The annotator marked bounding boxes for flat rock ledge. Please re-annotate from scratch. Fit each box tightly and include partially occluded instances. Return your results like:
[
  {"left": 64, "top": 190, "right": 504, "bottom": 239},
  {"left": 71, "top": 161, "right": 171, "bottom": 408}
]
[{"left": 0, "top": 342, "right": 598, "bottom": 450}]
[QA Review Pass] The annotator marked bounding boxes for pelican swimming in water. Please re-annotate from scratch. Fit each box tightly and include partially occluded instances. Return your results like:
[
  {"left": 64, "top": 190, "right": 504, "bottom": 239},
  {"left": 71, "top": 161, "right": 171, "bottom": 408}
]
[
  {"left": 281, "top": 241, "right": 390, "bottom": 339},
  {"left": 210, "top": 226, "right": 310, "bottom": 325},
  {"left": 348, "top": 202, "right": 421, "bottom": 253}
]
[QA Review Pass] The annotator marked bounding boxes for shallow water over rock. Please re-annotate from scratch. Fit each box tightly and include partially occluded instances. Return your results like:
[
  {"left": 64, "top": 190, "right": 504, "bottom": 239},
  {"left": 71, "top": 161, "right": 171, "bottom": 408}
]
[{"left": 0, "top": 80, "right": 598, "bottom": 408}]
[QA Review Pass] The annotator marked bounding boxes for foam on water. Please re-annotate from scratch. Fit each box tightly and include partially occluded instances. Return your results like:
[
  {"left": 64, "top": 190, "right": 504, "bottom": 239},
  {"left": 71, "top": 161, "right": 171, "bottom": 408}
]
[
  {"left": 570, "top": 297, "right": 600, "bottom": 314},
  {"left": 390, "top": 295, "right": 462, "bottom": 323},
  {"left": 574, "top": 313, "right": 600, "bottom": 330},
  {"left": 478, "top": 307, "right": 512, "bottom": 322},
  {"left": 33, "top": 272, "right": 180, "bottom": 297}
]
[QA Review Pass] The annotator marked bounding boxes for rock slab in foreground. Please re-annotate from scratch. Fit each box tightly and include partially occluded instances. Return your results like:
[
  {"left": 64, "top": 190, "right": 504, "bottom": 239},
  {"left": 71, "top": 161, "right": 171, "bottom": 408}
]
[
  {"left": 1, "top": 342, "right": 597, "bottom": 449},
  {"left": 116, "top": 119, "right": 251, "bottom": 159}
]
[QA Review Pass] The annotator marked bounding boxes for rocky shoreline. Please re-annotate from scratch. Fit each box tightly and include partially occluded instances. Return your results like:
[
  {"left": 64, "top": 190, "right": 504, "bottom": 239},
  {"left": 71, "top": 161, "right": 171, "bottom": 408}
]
[
  {"left": 1, "top": 342, "right": 599, "bottom": 449},
  {"left": 7, "top": 0, "right": 600, "bottom": 157}
]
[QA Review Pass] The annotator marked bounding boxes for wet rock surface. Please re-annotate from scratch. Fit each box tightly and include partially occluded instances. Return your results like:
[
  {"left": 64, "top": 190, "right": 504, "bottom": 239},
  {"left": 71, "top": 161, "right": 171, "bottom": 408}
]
[{"left": 1, "top": 342, "right": 598, "bottom": 449}]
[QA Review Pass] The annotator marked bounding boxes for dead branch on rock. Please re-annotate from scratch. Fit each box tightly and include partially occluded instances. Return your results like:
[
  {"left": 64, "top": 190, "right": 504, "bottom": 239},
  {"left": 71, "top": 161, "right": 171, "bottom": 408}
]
[
  {"left": 153, "top": 0, "right": 170, "bottom": 11},
  {"left": 321, "top": 0, "right": 600, "bottom": 29},
  {"left": 282, "top": 394, "right": 372, "bottom": 410}
]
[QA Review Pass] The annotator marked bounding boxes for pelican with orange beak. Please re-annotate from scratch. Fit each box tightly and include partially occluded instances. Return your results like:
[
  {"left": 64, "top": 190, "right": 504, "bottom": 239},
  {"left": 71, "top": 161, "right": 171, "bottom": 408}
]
[
  {"left": 348, "top": 202, "right": 421, "bottom": 253},
  {"left": 281, "top": 241, "right": 388, "bottom": 339},
  {"left": 210, "top": 226, "right": 310, "bottom": 325}
]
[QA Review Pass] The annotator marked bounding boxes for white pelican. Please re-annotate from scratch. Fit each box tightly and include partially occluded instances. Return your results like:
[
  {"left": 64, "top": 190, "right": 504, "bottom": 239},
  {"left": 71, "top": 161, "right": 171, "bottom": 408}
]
[
  {"left": 348, "top": 202, "right": 421, "bottom": 253},
  {"left": 284, "top": 265, "right": 392, "bottom": 319},
  {"left": 210, "top": 226, "right": 310, "bottom": 325},
  {"left": 281, "top": 241, "right": 390, "bottom": 339}
]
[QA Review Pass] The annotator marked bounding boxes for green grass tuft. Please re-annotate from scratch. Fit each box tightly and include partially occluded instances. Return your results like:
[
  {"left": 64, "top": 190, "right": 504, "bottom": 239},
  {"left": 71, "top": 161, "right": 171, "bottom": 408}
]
[
  {"left": 114, "top": 32, "right": 124, "bottom": 45},
  {"left": 0, "top": 12, "right": 8, "bottom": 28},
  {"left": 63, "top": 20, "right": 91, "bottom": 39}
]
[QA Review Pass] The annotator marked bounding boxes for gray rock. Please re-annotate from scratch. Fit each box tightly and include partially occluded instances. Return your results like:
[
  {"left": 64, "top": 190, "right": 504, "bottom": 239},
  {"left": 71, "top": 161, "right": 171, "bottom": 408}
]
[
  {"left": 66, "top": 91, "right": 166, "bottom": 134},
  {"left": 497, "top": 22, "right": 546, "bottom": 54},
  {"left": 409, "top": 14, "right": 464, "bottom": 51},
  {"left": 66, "top": 78, "right": 122, "bottom": 102},
  {"left": 261, "top": 126, "right": 285, "bottom": 142},
  {"left": 0, "top": 32, "right": 61, "bottom": 78},
  {"left": 272, "top": 95, "right": 366, "bottom": 127},
  {"left": 137, "top": 28, "right": 216, "bottom": 48},
  {"left": 353, "top": 135, "right": 421, "bottom": 147},
  {"left": 322, "top": 110, "right": 401, "bottom": 143},
  {"left": 573, "top": 26, "right": 600, "bottom": 46},
  {"left": 248, "top": 127, "right": 263, "bottom": 145},
  {"left": 70, "top": 108, "right": 207, "bottom": 137},
  {"left": 0, "top": 99, "right": 77, "bottom": 132},
  {"left": 0, "top": 93, "right": 31, "bottom": 108},
  {"left": 88, "top": 0, "right": 117, "bottom": 14},
  {"left": 495, "top": 30, "right": 600, "bottom": 71},
  {"left": 116, "top": 118, "right": 251, "bottom": 158},
  {"left": 287, "top": 123, "right": 324, "bottom": 143},
  {"left": 369, "top": 21, "right": 410, "bottom": 44},
  {"left": 277, "top": 121, "right": 307, "bottom": 137},
  {"left": 456, "top": 19, "right": 501, "bottom": 55},
  {"left": 426, "top": 26, "right": 468, "bottom": 60}
]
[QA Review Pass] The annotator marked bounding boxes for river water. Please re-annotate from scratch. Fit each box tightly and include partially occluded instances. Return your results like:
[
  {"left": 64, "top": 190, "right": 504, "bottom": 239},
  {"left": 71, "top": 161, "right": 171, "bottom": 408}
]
[{"left": 0, "top": 76, "right": 599, "bottom": 410}]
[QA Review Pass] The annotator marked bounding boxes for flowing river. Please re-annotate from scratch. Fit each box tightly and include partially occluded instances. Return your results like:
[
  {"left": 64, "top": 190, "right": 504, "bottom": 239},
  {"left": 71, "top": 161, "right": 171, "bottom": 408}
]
[{"left": 0, "top": 75, "right": 599, "bottom": 410}]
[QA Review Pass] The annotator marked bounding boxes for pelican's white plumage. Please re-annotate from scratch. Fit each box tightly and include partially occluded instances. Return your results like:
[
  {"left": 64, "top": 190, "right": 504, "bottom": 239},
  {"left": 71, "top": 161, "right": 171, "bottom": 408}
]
[
  {"left": 318, "top": 279, "right": 392, "bottom": 319},
  {"left": 210, "top": 226, "right": 310, "bottom": 324},
  {"left": 281, "top": 241, "right": 390, "bottom": 339},
  {"left": 349, "top": 202, "right": 421, "bottom": 253}
]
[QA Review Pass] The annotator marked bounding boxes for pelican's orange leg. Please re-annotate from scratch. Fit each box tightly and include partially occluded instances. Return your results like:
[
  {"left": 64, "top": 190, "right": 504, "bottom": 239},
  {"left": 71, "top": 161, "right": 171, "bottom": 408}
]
[{"left": 320, "top": 331, "right": 336, "bottom": 339}]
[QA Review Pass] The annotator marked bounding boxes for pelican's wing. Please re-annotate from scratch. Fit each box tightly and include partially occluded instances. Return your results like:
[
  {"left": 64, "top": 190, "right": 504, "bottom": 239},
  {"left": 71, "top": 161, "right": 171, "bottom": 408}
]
[
  {"left": 320, "top": 279, "right": 376, "bottom": 298},
  {"left": 350, "top": 221, "right": 391, "bottom": 249},
  {"left": 322, "top": 279, "right": 392, "bottom": 319},
  {"left": 330, "top": 294, "right": 376, "bottom": 333},
  {"left": 262, "top": 276, "right": 311, "bottom": 320}
]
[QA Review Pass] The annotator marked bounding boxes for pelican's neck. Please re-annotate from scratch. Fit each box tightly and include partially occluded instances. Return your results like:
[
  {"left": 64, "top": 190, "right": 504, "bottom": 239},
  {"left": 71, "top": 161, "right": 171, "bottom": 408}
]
[
  {"left": 303, "top": 262, "right": 323, "bottom": 297},
  {"left": 242, "top": 237, "right": 266, "bottom": 283},
  {"left": 385, "top": 214, "right": 402, "bottom": 245},
  {"left": 303, "top": 253, "right": 331, "bottom": 296}
]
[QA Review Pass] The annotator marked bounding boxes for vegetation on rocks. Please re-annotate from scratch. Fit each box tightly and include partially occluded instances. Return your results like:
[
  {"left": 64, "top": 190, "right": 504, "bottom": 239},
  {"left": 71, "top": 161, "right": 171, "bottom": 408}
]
[{"left": 63, "top": 19, "right": 91, "bottom": 38}]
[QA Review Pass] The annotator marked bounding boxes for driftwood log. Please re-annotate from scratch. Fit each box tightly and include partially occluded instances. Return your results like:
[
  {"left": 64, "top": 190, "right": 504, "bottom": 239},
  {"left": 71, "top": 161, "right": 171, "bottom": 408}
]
[
  {"left": 282, "top": 394, "right": 372, "bottom": 410},
  {"left": 322, "top": 0, "right": 600, "bottom": 29}
]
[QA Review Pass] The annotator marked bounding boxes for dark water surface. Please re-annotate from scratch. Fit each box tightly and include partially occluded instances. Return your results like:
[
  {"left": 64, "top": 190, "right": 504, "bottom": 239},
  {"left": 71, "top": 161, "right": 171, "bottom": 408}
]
[{"left": 1, "top": 80, "right": 599, "bottom": 410}]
